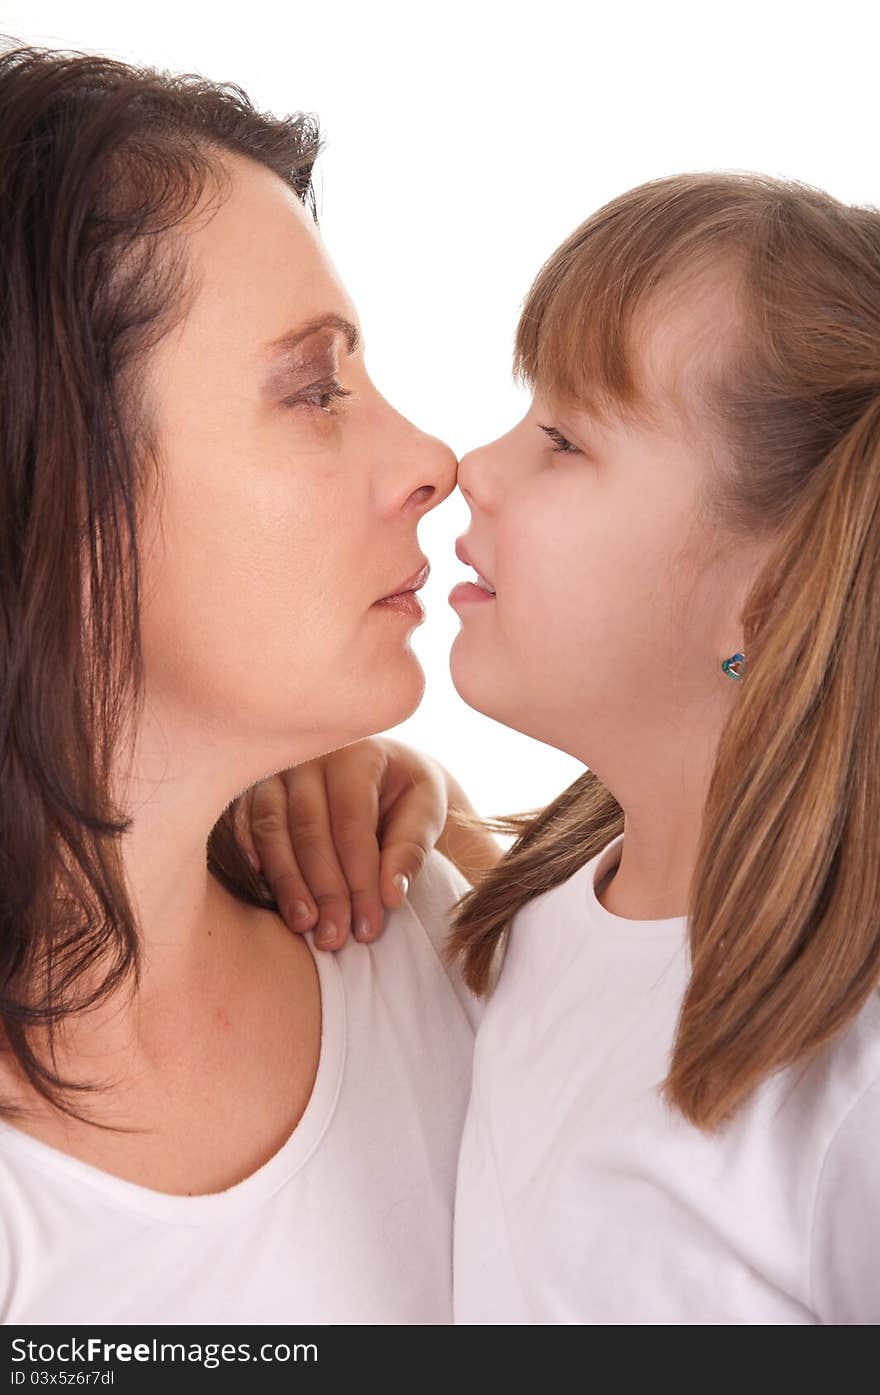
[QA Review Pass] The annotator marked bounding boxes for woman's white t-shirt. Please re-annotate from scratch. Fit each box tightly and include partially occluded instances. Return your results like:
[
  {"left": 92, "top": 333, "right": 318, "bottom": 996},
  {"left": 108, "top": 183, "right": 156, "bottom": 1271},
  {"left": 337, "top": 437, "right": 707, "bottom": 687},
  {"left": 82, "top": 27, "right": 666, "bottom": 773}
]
[
  {"left": 453, "top": 831, "right": 880, "bottom": 1324},
  {"left": 0, "top": 850, "right": 478, "bottom": 1325}
]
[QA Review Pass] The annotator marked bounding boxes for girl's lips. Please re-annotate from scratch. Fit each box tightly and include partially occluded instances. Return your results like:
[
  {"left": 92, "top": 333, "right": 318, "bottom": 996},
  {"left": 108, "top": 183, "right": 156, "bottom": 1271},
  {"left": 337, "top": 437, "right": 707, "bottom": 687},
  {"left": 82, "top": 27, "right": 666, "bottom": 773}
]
[
  {"left": 449, "top": 581, "right": 496, "bottom": 607},
  {"left": 454, "top": 537, "right": 495, "bottom": 590}
]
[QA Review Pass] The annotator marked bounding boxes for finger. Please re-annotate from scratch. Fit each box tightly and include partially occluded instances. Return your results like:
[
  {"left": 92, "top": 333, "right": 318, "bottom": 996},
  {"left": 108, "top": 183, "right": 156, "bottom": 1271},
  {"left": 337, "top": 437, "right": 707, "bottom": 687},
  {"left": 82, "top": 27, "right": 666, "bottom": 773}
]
[
  {"left": 248, "top": 776, "right": 319, "bottom": 934},
  {"left": 282, "top": 761, "right": 355, "bottom": 950},
  {"left": 323, "top": 750, "right": 384, "bottom": 945},
  {"left": 377, "top": 780, "right": 446, "bottom": 909},
  {"left": 229, "top": 784, "right": 261, "bottom": 872}
]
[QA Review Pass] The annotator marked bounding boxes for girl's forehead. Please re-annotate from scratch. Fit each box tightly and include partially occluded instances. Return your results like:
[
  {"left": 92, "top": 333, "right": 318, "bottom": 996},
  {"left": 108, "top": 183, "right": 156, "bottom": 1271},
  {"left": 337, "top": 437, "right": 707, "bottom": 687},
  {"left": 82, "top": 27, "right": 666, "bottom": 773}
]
[{"left": 627, "top": 278, "right": 742, "bottom": 436}]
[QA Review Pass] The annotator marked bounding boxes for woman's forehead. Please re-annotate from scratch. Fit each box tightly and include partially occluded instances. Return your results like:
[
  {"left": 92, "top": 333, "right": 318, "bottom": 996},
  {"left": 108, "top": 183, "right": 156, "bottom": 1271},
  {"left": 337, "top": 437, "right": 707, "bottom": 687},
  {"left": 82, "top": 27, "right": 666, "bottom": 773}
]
[{"left": 167, "top": 157, "right": 354, "bottom": 368}]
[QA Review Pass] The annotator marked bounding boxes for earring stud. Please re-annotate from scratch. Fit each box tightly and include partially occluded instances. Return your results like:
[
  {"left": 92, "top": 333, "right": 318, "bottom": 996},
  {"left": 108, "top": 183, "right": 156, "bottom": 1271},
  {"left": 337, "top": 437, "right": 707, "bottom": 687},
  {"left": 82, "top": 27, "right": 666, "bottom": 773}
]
[{"left": 721, "top": 651, "right": 746, "bottom": 680}]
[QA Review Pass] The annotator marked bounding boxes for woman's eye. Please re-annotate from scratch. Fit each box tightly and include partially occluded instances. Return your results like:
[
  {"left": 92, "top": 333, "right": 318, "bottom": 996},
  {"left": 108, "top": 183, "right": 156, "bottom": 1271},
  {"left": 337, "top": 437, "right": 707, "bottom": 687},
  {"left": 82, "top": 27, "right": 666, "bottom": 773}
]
[
  {"left": 538, "top": 423, "right": 580, "bottom": 454},
  {"left": 283, "top": 380, "right": 353, "bottom": 415}
]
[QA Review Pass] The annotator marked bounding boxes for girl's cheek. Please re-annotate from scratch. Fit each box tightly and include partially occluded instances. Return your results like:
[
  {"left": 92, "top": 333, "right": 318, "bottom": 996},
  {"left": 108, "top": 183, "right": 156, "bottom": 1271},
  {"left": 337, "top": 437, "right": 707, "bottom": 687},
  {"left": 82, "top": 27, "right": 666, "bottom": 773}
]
[{"left": 500, "top": 532, "right": 580, "bottom": 653}]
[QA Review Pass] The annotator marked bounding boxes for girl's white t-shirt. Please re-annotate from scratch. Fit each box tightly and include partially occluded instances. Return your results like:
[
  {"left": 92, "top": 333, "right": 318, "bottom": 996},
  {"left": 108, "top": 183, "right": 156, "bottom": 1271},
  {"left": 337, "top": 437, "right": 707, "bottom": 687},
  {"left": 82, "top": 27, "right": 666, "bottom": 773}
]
[
  {"left": 453, "top": 831, "right": 880, "bottom": 1325},
  {"left": 0, "top": 850, "right": 478, "bottom": 1326}
]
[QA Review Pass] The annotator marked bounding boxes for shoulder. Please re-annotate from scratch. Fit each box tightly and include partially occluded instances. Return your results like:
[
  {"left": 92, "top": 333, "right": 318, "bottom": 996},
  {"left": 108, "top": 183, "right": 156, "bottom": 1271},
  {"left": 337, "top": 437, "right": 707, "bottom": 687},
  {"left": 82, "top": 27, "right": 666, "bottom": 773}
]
[
  {"left": 807, "top": 991, "right": 880, "bottom": 1322},
  {"left": 490, "top": 854, "right": 597, "bottom": 991},
  {"left": 391, "top": 850, "right": 484, "bottom": 1032},
  {"left": 405, "top": 849, "right": 472, "bottom": 950},
  {"left": 800, "top": 988, "right": 880, "bottom": 1122}
]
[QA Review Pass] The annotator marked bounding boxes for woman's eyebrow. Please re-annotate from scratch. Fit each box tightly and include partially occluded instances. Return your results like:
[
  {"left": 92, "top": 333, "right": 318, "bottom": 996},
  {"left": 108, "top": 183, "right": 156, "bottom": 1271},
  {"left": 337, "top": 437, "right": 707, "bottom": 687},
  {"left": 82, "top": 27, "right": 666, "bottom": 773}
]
[{"left": 262, "top": 312, "right": 360, "bottom": 361}]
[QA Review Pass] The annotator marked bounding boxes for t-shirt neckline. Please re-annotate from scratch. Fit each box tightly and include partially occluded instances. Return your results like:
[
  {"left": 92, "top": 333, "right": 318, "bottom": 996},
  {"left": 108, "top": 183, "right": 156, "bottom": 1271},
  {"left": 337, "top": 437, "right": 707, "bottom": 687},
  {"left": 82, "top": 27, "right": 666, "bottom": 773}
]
[
  {"left": 0, "top": 930, "right": 346, "bottom": 1226},
  {"left": 585, "top": 833, "right": 689, "bottom": 938}
]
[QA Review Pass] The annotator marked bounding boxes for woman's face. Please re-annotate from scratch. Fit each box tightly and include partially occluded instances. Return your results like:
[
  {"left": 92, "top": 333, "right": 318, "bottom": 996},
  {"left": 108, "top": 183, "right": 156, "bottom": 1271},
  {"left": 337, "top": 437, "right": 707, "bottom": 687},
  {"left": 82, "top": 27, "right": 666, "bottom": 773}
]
[{"left": 139, "top": 152, "right": 457, "bottom": 764}]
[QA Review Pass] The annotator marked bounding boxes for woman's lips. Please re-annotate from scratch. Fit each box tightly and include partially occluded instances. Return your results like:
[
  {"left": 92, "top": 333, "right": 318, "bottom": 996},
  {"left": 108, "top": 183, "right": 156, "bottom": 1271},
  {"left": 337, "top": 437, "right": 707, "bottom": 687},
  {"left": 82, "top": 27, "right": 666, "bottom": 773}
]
[
  {"left": 376, "top": 560, "right": 430, "bottom": 601},
  {"left": 374, "top": 589, "right": 425, "bottom": 617},
  {"left": 372, "top": 559, "right": 430, "bottom": 618}
]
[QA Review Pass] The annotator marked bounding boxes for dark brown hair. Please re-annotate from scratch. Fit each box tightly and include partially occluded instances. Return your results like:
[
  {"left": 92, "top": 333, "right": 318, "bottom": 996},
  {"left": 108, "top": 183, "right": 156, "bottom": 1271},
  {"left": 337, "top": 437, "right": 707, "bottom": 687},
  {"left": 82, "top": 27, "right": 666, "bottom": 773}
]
[
  {"left": 0, "top": 37, "right": 319, "bottom": 1118},
  {"left": 446, "top": 171, "right": 880, "bottom": 1131}
]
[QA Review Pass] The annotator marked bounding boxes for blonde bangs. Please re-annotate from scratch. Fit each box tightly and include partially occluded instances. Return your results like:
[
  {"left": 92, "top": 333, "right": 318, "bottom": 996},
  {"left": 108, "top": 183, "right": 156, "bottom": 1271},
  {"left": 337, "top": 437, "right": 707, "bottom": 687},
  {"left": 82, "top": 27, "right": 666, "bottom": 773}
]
[
  {"left": 513, "top": 235, "right": 655, "bottom": 429},
  {"left": 511, "top": 173, "right": 765, "bottom": 433}
]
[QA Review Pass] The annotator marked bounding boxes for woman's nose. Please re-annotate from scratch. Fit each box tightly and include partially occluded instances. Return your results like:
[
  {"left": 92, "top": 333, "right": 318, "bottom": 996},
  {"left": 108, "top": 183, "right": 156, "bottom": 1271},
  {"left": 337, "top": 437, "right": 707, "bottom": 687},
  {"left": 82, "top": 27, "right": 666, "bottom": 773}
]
[{"left": 399, "top": 431, "right": 459, "bottom": 517}]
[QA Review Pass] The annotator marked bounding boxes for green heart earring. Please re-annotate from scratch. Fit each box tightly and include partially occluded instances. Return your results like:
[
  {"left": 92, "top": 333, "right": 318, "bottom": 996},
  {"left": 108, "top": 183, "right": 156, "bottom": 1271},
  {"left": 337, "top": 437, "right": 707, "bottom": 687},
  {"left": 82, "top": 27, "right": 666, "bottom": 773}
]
[{"left": 721, "top": 651, "right": 746, "bottom": 680}]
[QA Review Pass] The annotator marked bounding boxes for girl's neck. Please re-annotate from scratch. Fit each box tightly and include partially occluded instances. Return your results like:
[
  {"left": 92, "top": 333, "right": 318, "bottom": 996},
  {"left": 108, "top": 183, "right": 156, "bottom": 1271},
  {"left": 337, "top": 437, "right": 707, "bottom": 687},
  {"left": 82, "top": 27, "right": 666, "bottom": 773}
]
[
  {"left": 594, "top": 864, "right": 618, "bottom": 905},
  {"left": 595, "top": 827, "right": 693, "bottom": 921}
]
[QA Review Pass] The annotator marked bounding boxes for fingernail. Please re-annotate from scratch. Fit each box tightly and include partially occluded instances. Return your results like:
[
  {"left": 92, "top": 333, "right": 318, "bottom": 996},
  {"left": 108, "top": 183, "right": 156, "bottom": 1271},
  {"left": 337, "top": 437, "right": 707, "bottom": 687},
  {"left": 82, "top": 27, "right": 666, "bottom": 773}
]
[
  {"left": 246, "top": 850, "right": 260, "bottom": 872},
  {"left": 392, "top": 873, "right": 409, "bottom": 899},
  {"left": 292, "top": 900, "right": 313, "bottom": 924},
  {"left": 315, "top": 922, "right": 337, "bottom": 948},
  {"left": 353, "top": 916, "right": 371, "bottom": 942}
]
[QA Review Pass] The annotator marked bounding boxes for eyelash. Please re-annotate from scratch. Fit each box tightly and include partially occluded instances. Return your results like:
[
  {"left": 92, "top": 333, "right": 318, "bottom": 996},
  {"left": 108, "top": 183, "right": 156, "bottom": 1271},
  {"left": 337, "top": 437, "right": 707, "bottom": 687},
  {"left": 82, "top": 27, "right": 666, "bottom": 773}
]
[
  {"left": 538, "top": 423, "right": 580, "bottom": 454},
  {"left": 282, "top": 380, "right": 353, "bottom": 415}
]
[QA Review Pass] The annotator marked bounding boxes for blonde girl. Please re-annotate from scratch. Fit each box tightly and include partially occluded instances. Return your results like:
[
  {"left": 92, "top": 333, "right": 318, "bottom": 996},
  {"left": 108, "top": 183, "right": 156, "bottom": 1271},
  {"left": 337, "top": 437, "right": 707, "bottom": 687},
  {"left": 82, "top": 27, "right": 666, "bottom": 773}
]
[{"left": 235, "top": 170, "right": 880, "bottom": 1324}]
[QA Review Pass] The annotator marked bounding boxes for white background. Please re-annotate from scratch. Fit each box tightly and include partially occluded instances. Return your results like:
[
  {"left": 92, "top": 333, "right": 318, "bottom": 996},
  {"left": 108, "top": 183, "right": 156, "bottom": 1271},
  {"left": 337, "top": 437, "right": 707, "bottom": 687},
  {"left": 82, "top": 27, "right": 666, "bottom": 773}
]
[{"left": 4, "top": 1, "right": 876, "bottom": 817}]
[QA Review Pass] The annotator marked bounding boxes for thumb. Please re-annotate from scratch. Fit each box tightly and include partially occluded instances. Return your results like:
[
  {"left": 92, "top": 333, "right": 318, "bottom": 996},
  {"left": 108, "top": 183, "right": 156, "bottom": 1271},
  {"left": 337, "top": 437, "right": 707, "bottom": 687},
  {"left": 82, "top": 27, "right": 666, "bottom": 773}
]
[
  {"left": 379, "top": 838, "right": 431, "bottom": 908},
  {"left": 375, "top": 762, "right": 447, "bottom": 908}
]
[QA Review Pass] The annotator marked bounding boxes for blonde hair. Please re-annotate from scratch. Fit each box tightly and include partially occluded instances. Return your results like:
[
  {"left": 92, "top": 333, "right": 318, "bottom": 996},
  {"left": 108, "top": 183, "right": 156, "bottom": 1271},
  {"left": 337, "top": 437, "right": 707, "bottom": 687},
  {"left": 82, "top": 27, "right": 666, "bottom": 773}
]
[{"left": 445, "top": 170, "right": 880, "bottom": 1131}]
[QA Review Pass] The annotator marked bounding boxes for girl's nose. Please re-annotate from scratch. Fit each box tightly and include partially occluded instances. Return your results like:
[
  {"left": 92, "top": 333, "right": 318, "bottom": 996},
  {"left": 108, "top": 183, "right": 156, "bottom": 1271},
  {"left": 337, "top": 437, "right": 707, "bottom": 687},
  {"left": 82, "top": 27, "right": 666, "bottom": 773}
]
[{"left": 456, "top": 442, "right": 496, "bottom": 512}]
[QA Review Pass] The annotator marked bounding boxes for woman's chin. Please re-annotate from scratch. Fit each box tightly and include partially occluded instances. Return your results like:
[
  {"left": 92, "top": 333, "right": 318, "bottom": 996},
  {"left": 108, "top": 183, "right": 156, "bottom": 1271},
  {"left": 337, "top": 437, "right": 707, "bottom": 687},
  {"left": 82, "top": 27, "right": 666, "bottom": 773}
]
[{"left": 357, "top": 646, "right": 426, "bottom": 734}]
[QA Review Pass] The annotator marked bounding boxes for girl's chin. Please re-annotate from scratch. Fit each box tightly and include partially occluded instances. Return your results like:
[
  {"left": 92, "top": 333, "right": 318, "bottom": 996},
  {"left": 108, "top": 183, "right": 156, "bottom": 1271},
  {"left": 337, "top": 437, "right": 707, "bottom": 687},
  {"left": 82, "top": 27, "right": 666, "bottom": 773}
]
[{"left": 448, "top": 635, "right": 498, "bottom": 718}]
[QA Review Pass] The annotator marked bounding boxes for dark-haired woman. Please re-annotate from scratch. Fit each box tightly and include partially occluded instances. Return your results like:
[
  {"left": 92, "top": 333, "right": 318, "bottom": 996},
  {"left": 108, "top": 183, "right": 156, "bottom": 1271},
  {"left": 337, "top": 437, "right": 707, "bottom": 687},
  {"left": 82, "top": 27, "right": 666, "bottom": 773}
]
[{"left": 0, "top": 40, "right": 476, "bottom": 1324}]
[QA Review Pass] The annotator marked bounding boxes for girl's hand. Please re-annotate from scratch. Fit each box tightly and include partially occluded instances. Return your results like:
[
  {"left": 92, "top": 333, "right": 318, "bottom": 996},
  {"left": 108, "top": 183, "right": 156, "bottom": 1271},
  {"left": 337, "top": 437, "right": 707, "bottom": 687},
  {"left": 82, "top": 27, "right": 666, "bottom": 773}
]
[{"left": 232, "top": 737, "right": 500, "bottom": 951}]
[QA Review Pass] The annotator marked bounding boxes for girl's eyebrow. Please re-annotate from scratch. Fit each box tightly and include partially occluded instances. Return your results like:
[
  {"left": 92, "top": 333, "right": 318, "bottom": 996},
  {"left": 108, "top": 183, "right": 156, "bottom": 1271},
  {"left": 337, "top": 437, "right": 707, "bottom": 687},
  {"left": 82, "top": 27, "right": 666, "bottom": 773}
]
[{"left": 262, "top": 312, "right": 360, "bottom": 362}]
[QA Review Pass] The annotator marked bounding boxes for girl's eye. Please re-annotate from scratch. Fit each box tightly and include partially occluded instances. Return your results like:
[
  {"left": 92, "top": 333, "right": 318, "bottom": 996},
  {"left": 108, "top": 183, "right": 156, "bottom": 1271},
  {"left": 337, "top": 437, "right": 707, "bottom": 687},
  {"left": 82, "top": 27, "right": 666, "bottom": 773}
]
[
  {"left": 282, "top": 380, "right": 354, "bottom": 415},
  {"left": 538, "top": 423, "right": 580, "bottom": 455}
]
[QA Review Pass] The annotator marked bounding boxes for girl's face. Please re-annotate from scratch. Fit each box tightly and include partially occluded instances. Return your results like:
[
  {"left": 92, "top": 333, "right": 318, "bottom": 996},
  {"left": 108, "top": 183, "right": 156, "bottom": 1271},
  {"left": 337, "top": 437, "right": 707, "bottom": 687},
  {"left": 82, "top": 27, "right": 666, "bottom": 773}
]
[
  {"left": 139, "top": 152, "right": 457, "bottom": 766},
  {"left": 449, "top": 294, "right": 773, "bottom": 787}
]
